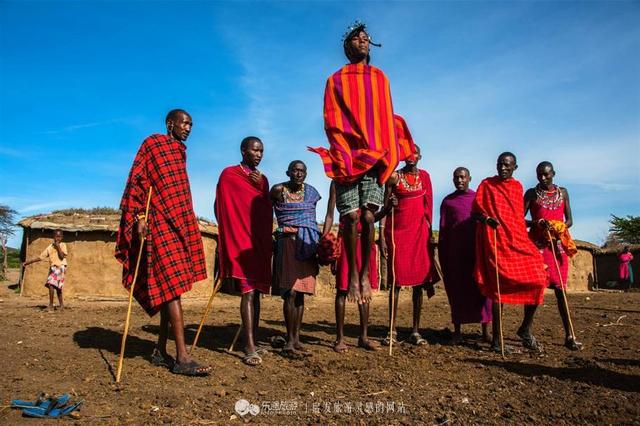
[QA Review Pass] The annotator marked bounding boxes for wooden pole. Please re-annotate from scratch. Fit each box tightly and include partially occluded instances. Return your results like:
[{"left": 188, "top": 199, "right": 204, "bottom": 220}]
[
  {"left": 19, "top": 232, "right": 29, "bottom": 297},
  {"left": 389, "top": 208, "right": 397, "bottom": 356},
  {"left": 493, "top": 228, "right": 504, "bottom": 358},
  {"left": 228, "top": 325, "right": 242, "bottom": 352},
  {"left": 190, "top": 276, "right": 223, "bottom": 353},
  {"left": 116, "top": 186, "right": 153, "bottom": 383},
  {"left": 546, "top": 229, "right": 577, "bottom": 340}
]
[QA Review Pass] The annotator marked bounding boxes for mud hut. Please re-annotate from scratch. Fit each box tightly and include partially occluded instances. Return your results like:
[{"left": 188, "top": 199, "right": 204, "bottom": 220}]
[
  {"left": 568, "top": 240, "right": 599, "bottom": 292},
  {"left": 594, "top": 244, "right": 640, "bottom": 288},
  {"left": 18, "top": 212, "right": 217, "bottom": 299}
]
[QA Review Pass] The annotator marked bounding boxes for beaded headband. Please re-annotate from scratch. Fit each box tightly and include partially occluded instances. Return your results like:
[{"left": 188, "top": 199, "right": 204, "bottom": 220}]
[{"left": 342, "top": 20, "right": 382, "bottom": 47}]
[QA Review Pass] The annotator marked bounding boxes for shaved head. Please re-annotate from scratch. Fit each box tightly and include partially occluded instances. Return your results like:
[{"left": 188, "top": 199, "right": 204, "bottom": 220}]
[
  {"left": 165, "top": 109, "right": 189, "bottom": 124},
  {"left": 536, "top": 161, "right": 554, "bottom": 171},
  {"left": 453, "top": 166, "right": 470, "bottom": 176},
  {"left": 241, "top": 136, "right": 262, "bottom": 151},
  {"left": 287, "top": 160, "right": 306, "bottom": 172},
  {"left": 498, "top": 151, "right": 517, "bottom": 164}
]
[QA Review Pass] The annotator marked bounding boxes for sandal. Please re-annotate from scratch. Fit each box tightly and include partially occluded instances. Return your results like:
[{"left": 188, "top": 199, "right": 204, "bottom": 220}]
[
  {"left": 564, "top": 337, "right": 583, "bottom": 351},
  {"left": 171, "top": 360, "right": 211, "bottom": 376},
  {"left": 23, "top": 401, "right": 83, "bottom": 418},
  {"left": 490, "top": 342, "right": 519, "bottom": 355},
  {"left": 409, "top": 332, "right": 428, "bottom": 346},
  {"left": 382, "top": 332, "right": 398, "bottom": 346},
  {"left": 270, "top": 336, "right": 287, "bottom": 348},
  {"left": 11, "top": 393, "right": 70, "bottom": 412},
  {"left": 150, "top": 349, "right": 175, "bottom": 369},
  {"left": 243, "top": 351, "right": 262, "bottom": 367},
  {"left": 281, "top": 348, "right": 304, "bottom": 360},
  {"left": 517, "top": 330, "right": 544, "bottom": 353},
  {"left": 333, "top": 341, "right": 349, "bottom": 353}
]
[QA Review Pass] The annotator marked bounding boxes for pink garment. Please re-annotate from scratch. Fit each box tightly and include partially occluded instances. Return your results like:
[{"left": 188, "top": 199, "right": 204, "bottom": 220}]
[
  {"left": 619, "top": 252, "right": 634, "bottom": 281},
  {"left": 529, "top": 194, "right": 568, "bottom": 289}
]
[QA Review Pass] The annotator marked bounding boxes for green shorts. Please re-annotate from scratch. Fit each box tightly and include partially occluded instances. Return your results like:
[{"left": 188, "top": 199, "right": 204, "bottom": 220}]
[{"left": 335, "top": 171, "right": 383, "bottom": 216}]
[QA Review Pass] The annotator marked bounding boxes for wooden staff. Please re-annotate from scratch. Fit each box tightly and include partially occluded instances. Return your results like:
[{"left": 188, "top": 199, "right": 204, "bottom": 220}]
[
  {"left": 546, "top": 228, "right": 577, "bottom": 340},
  {"left": 493, "top": 227, "right": 504, "bottom": 358},
  {"left": 190, "top": 276, "right": 223, "bottom": 352},
  {"left": 389, "top": 208, "right": 397, "bottom": 356},
  {"left": 228, "top": 325, "right": 242, "bottom": 352},
  {"left": 116, "top": 186, "right": 153, "bottom": 383}
]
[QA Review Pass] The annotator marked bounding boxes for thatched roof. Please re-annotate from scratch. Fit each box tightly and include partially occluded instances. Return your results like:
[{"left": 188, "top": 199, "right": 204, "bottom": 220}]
[
  {"left": 597, "top": 244, "right": 640, "bottom": 255},
  {"left": 18, "top": 213, "right": 218, "bottom": 236},
  {"left": 574, "top": 239, "right": 600, "bottom": 252}
]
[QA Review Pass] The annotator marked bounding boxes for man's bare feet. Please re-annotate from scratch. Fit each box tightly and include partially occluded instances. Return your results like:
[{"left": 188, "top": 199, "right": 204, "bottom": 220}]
[
  {"left": 294, "top": 342, "right": 311, "bottom": 355},
  {"left": 347, "top": 276, "right": 361, "bottom": 303},
  {"left": 333, "top": 340, "right": 349, "bottom": 353},
  {"left": 360, "top": 274, "right": 372, "bottom": 304},
  {"left": 357, "top": 338, "right": 379, "bottom": 351}
]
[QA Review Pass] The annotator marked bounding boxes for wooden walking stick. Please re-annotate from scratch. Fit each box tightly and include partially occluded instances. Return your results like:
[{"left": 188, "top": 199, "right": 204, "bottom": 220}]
[
  {"left": 493, "top": 227, "right": 505, "bottom": 358},
  {"left": 389, "top": 208, "right": 397, "bottom": 356},
  {"left": 228, "top": 325, "right": 242, "bottom": 352},
  {"left": 190, "top": 276, "right": 223, "bottom": 353},
  {"left": 116, "top": 186, "right": 153, "bottom": 383},
  {"left": 546, "top": 228, "right": 577, "bottom": 340}
]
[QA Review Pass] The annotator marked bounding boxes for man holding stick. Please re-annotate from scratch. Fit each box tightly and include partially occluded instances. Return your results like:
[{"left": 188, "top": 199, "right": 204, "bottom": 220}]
[
  {"left": 115, "top": 109, "right": 211, "bottom": 376},
  {"left": 472, "top": 152, "right": 547, "bottom": 353}
]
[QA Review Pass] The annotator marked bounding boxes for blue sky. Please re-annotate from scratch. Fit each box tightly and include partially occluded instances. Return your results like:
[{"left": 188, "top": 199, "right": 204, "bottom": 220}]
[{"left": 1, "top": 0, "right": 639, "bottom": 249}]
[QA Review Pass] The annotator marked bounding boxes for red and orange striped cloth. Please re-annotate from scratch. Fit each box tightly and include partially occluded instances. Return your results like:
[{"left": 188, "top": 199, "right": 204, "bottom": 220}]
[{"left": 309, "top": 63, "right": 415, "bottom": 184}]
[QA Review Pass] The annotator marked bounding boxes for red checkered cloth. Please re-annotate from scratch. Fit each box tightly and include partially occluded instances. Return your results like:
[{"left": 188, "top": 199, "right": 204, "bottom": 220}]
[
  {"left": 115, "top": 134, "right": 207, "bottom": 316},
  {"left": 472, "top": 177, "right": 547, "bottom": 305}
]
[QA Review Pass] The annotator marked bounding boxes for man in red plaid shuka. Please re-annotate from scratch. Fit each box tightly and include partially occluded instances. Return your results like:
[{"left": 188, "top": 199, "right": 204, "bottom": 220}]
[
  {"left": 115, "top": 109, "right": 211, "bottom": 376},
  {"left": 473, "top": 152, "right": 548, "bottom": 354}
]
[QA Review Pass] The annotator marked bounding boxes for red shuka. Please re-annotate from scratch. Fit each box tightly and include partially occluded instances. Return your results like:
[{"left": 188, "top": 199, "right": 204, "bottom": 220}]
[
  {"left": 214, "top": 165, "right": 273, "bottom": 293},
  {"left": 385, "top": 169, "right": 434, "bottom": 286},
  {"left": 308, "top": 64, "right": 415, "bottom": 185},
  {"left": 115, "top": 134, "right": 207, "bottom": 316},
  {"left": 472, "top": 177, "right": 547, "bottom": 305}
]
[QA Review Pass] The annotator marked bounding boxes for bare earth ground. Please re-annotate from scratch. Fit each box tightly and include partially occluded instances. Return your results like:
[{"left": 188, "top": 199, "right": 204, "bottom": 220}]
[{"left": 1, "top": 269, "right": 639, "bottom": 425}]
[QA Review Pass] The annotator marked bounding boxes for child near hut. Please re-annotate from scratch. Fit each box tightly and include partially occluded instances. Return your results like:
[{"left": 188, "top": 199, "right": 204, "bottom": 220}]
[{"left": 23, "top": 229, "right": 67, "bottom": 311}]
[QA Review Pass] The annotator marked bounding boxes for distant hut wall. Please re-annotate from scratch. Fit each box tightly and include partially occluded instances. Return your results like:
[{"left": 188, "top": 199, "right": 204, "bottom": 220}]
[
  {"left": 21, "top": 228, "right": 216, "bottom": 298},
  {"left": 566, "top": 248, "right": 595, "bottom": 292}
]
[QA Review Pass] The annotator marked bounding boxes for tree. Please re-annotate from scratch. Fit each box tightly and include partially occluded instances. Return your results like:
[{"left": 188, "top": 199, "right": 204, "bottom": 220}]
[
  {"left": 0, "top": 204, "right": 18, "bottom": 279},
  {"left": 608, "top": 214, "right": 640, "bottom": 245}
]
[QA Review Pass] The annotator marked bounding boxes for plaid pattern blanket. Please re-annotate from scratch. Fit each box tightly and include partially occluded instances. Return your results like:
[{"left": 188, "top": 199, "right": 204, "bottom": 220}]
[{"left": 115, "top": 134, "right": 207, "bottom": 316}]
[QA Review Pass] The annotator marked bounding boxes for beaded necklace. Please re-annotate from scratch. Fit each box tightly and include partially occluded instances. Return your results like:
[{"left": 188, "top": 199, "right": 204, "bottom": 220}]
[
  {"left": 535, "top": 184, "right": 563, "bottom": 210},
  {"left": 283, "top": 183, "right": 305, "bottom": 203},
  {"left": 398, "top": 170, "right": 422, "bottom": 192}
]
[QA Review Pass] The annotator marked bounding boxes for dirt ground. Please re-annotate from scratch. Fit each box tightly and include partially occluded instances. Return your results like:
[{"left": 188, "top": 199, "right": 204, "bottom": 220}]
[{"left": 1, "top": 268, "right": 639, "bottom": 425}]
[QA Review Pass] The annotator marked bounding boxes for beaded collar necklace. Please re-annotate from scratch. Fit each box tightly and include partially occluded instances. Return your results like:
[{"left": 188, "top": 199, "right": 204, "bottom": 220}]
[
  {"left": 398, "top": 170, "right": 422, "bottom": 192},
  {"left": 535, "top": 184, "right": 563, "bottom": 210},
  {"left": 283, "top": 183, "right": 305, "bottom": 203}
]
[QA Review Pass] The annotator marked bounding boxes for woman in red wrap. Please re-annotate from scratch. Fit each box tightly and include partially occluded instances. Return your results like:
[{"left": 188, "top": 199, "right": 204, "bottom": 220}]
[
  {"left": 380, "top": 146, "right": 435, "bottom": 347},
  {"left": 115, "top": 109, "right": 211, "bottom": 376},
  {"left": 215, "top": 136, "right": 273, "bottom": 366},
  {"left": 525, "top": 161, "right": 582, "bottom": 350}
]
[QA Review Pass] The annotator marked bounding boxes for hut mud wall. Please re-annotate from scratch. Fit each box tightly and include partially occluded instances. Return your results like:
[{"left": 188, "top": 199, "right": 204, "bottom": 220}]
[
  {"left": 21, "top": 228, "right": 216, "bottom": 299},
  {"left": 566, "top": 249, "right": 595, "bottom": 292}
]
